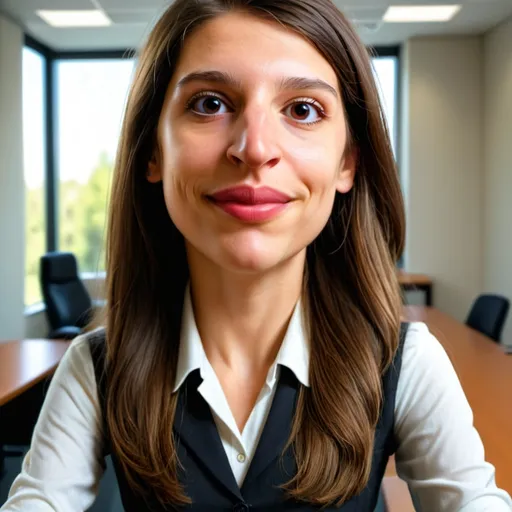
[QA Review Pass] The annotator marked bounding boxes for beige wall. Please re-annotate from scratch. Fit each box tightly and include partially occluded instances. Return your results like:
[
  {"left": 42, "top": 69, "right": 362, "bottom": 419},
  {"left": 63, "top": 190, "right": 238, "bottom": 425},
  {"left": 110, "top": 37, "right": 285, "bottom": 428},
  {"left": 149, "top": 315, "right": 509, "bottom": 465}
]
[
  {"left": 0, "top": 14, "right": 25, "bottom": 341},
  {"left": 483, "top": 17, "right": 512, "bottom": 345},
  {"left": 401, "top": 37, "right": 484, "bottom": 322},
  {"left": 25, "top": 309, "right": 49, "bottom": 338}
]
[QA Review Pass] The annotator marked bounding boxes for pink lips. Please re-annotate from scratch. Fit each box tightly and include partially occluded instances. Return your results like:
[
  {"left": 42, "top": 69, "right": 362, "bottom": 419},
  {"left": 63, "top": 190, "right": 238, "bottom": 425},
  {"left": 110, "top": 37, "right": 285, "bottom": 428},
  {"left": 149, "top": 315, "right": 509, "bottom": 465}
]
[{"left": 208, "top": 185, "right": 292, "bottom": 222}]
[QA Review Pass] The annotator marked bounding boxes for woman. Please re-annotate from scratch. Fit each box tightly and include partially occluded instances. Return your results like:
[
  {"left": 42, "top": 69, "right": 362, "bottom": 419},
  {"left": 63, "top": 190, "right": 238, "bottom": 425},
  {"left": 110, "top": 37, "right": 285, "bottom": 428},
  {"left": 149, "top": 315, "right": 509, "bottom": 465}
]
[{"left": 3, "top": 0, "right": 511, "bottom": 510}]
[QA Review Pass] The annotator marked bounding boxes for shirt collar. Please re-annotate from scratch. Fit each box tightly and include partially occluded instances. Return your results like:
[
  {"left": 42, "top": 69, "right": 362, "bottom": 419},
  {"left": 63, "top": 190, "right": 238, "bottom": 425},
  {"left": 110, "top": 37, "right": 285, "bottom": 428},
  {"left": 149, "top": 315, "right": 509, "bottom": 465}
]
[
  {"left": 173, "top": 286, "right": 310, "bottom": 392},
  {"left": 270, "top": 298, "right": 310, "bottom": 387},
  {"left": 173, "top": 288, "right": 205, "bottom": 392}
]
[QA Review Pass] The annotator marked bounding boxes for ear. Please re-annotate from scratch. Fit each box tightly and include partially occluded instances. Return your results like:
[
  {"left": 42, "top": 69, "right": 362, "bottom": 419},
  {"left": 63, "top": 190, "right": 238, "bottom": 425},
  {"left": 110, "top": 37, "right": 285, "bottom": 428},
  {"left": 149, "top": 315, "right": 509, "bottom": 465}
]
[
  {"left": 335, "top": 146, "right": 358, "bottom": 194},
  {"left": 147, "top": 150, "right": 163, "bottom": 183}
]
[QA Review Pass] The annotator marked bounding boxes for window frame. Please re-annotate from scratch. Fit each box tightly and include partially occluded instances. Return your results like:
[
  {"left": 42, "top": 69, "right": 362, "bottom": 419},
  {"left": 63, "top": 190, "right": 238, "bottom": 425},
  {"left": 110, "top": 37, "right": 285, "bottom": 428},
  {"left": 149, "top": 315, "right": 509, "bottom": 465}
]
[
  {"left": 370, "top": 45, "right": 401, "bottom": 161},
  {"left": 24, "top": 35, "right": 400, "bottom": 285},
  {"left": 22, "top": 40, "right": 49, "bottom": 307},
  {"left": 25, "top": 36, "right": 55, "bottom": 253}
]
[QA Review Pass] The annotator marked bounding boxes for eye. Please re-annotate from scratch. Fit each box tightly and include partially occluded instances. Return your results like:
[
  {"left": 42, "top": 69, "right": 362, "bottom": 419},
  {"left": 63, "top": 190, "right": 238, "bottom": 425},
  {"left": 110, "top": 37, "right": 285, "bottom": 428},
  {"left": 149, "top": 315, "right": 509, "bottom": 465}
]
[
  {"left": 284, "top": 100, "right": 325, "bottom": 124},
  {"left": 187, "top": 93, "right": 230, "bottom": 116}
]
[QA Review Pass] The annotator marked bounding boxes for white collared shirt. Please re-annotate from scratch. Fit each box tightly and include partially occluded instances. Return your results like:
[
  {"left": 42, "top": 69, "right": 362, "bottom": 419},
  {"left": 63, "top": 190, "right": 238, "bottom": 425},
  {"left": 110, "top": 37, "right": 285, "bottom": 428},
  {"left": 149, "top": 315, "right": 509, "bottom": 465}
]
[
  {"left": 2, "top": 291, "right": 512, "bottom": 511},
  {"left": 174, "top": 291, "right": 309, "bottom": 486}
]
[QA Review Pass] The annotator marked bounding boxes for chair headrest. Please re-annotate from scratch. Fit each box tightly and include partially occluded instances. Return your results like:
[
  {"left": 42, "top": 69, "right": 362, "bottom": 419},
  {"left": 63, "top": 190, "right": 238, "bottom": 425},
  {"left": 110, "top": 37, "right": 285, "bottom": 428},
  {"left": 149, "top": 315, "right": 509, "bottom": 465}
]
[{"left": 41, "top": 252, "right": 79, "bottom": 283}]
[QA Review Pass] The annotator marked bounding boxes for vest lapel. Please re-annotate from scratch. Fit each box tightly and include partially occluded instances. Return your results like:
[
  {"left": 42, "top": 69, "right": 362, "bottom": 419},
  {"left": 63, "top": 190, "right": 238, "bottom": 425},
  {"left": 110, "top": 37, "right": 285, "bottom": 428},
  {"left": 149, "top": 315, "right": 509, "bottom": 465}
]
[
  {"left": 242, "top": 366, "right": 299, "bottom": 489},
  {"left": 173, "top": 370, "right": 243, "bottom": 502}
]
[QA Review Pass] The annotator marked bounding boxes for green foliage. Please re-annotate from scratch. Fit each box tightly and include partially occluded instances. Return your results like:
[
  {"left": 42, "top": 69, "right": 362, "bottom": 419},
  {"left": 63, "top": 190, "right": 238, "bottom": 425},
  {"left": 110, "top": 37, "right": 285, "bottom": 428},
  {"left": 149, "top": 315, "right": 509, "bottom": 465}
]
[
  {"left": 25, "top": 152, "right": 113, "bottom": 305},
  {"left": 26, "top": 185, "right": 46, "bottom": 305}
]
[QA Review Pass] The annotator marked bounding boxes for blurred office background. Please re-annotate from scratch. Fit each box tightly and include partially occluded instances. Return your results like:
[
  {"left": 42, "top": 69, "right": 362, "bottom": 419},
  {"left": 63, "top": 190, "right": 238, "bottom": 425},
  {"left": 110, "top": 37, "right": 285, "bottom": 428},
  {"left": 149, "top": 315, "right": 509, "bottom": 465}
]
[{"left": 1, "top": 1, "right": 512, "bottom": 510}]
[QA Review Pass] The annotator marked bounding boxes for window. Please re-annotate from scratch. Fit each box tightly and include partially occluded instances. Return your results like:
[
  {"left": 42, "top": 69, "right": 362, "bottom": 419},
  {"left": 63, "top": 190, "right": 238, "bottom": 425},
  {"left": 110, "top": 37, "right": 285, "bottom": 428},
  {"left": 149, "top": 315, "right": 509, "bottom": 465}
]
[
  {"left": 372, "top": 56, "right": 398, "bottom": 155},
  {"left": 23, "top": 47, "right": 46, "bottom": 306},
  {"left": 56, "top": 59, "right": 135, "bottom": 274}
]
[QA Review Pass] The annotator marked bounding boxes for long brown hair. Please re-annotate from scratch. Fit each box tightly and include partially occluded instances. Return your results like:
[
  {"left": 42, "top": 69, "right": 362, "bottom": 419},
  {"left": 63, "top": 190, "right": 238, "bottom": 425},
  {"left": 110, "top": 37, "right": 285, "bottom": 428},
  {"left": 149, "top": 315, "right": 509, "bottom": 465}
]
[{"left": 105, "top": 0, "right": 405, "bottom": 507}]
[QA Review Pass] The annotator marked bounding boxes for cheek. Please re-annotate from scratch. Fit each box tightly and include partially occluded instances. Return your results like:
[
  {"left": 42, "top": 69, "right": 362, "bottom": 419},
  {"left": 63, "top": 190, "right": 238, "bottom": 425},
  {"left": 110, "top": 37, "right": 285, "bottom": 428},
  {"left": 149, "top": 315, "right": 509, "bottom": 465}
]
[
  {"left": 161, "top": 125, "right": 222, "bottom": 182},
  {"left": 157, "top": 141, "right": 201, "bottom": 231},
  {"left": 289, "top": 133, "right": 345, "bottom": 196},
  {"left": 159, "top": 126, "right": 224, "bottom": 212},
  {"left": 285, "top": 131, "right": 345, "bottom": 239}
]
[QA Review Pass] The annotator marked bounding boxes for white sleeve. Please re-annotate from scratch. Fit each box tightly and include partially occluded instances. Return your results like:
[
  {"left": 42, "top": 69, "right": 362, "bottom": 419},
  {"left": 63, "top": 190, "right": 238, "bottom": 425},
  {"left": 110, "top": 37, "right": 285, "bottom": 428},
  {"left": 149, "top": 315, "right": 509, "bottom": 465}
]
[
  {"left": 1, "top": 334, "right": 105, "bottom": 512},
  {"left": 394, "top": 322, "right": 512, "bottom": 511}
]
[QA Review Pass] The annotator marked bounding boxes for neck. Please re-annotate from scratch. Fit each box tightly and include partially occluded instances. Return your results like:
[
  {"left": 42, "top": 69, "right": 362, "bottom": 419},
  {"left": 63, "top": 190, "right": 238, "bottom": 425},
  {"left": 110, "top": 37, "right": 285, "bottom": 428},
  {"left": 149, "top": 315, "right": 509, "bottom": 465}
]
[{"left": 186, "top": 245, "right": 305, "bottom": 375}]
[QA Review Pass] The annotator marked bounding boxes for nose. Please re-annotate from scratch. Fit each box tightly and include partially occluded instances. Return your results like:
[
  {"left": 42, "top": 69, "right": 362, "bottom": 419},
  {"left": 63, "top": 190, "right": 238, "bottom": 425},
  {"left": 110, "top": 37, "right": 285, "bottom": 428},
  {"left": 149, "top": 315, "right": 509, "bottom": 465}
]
[{"left": 226, "top": 106, "right": 282, "bottom": 171}]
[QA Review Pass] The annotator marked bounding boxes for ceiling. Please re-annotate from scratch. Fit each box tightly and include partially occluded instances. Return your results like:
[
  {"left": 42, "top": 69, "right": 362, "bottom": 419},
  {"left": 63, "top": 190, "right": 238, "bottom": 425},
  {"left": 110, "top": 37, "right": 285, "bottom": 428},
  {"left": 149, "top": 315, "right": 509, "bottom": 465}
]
[{"left": 1, "top": 0, "right": 511, "bottom": 51}]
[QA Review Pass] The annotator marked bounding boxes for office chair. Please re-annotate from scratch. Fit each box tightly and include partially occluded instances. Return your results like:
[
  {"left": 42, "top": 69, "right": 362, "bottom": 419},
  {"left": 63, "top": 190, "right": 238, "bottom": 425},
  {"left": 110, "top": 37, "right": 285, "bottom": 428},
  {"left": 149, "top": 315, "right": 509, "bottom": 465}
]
[
  {"left": 465, "top": 294, "right": 510, "bottom": 342},
  {"left": 40, "top": 252, "right": 93, "bottom": 340}
]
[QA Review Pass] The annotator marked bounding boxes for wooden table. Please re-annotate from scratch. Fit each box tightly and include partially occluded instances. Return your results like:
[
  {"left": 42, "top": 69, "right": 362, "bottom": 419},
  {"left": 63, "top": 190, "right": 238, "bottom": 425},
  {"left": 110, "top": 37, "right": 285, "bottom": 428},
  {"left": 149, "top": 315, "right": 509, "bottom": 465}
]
[
  {"left": 383, "top": 306, "right": 512, "bottom": 510},
  {"left": 398, "top": 271, "right": 433, "bottom": 306},
  {"left": 0, "top": 339, "right": 70, "bottom": 407},
  {"left": 404, "top": 306, "right": 512, "bottom": 491},
  {"left": 0, "top": 338, "right": 70, "bottom": 473}
]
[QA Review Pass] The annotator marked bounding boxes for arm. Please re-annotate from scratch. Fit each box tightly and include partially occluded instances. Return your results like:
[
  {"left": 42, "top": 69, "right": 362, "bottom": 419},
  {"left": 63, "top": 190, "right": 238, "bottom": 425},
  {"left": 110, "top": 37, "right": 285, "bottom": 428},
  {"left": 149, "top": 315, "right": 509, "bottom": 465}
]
[
  {"left": 1, "top": 335, "right": 105, "bottom": 511},
  {"left": 394, "top": 322, "right": 512, "bottom": 512}
]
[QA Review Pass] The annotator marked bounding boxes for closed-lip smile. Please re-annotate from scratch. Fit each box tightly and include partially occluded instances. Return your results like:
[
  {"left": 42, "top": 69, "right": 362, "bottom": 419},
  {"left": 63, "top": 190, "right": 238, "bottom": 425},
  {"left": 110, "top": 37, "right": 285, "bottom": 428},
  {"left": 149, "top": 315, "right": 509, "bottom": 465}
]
[{"left": 207, "top": 185, "right": 292, "bottom": 222}]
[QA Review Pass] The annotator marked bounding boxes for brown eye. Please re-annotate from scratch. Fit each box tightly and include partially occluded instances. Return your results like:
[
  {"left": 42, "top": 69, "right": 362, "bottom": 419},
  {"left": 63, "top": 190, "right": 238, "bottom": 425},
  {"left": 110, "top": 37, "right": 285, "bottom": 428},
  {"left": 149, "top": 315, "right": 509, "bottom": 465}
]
[
  {"left": 285, "top": 101, "right": 323, "bottom": 124},
  {"left": 292, "top": 103, "right": 311, "bottom": 120},
  {"left": 190, "top": 95, "right": 228, "bottom": 115}
]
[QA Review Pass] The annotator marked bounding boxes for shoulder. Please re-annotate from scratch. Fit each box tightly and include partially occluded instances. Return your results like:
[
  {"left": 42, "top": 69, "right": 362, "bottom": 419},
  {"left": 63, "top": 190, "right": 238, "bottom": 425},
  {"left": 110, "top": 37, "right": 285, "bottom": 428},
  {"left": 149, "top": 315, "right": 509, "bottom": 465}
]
[
  {"left": 32, "top": 330, "right": 104, "bottom": 436},
  {"left": 63, "top": 330, "right": 99, "bottom": 368},
  {"left": 56, "top": 328, "right": 105, "bottom": 388},
  {"left": 395, "top": 321, "right": 463, "bottom": 430},
  {"left": 83, "top": 327, "right": 106, "bottom": 349},
  {"left": 83, "top": 328, "right": 107, "bottom": 366},
  {"left": 401, "top": 321, "right": 450, "bottom": 371}
]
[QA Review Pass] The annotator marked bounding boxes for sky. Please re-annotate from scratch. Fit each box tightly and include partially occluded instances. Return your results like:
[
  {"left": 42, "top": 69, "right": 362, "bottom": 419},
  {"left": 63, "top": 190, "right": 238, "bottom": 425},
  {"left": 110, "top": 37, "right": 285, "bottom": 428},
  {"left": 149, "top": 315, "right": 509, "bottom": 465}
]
[{"left": 22, "top": 50, "right": 396, "bottom": 190}]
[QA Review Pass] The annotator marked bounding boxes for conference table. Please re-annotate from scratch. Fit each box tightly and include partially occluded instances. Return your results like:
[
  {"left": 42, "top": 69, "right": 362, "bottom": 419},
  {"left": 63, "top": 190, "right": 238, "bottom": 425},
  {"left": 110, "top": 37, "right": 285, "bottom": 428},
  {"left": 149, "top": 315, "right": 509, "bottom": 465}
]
[
  {"left": 0, "top": 339, "right": 70, "bottom": 407},
  {"left": 0, "top": 339, "right": 70, "bottom": 472},
  {"left": 382, "top": 306, "right": 512, "bottom": 510}
]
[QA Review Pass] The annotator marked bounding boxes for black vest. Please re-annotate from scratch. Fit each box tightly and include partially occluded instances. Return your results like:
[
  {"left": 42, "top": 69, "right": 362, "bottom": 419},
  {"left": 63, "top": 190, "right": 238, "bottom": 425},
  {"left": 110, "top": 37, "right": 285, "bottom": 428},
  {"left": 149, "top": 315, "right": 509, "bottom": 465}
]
[{"left": 88, "top": 323, "right": 408, "bottom": 511}]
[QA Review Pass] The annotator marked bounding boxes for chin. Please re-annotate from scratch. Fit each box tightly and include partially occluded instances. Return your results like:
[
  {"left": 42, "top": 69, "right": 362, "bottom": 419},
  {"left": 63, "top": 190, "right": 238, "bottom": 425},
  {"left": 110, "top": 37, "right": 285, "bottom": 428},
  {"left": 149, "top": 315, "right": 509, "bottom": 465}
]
[
  {"left": 184, "top": 229, "right": 306, "bottom": 276},
  {"left": 215, "top": 247, "right": 284, "bottom": 274}
]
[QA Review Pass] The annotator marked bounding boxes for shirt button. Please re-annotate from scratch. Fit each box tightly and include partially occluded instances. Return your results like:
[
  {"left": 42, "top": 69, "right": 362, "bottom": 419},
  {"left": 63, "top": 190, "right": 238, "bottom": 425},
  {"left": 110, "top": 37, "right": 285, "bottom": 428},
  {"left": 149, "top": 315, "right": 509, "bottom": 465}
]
[
  {"left": 233, "top": 503, "right": 249, "bottom": 512},
  {"left": 236, "top": 453, "right": 246, "bottom": 463}
]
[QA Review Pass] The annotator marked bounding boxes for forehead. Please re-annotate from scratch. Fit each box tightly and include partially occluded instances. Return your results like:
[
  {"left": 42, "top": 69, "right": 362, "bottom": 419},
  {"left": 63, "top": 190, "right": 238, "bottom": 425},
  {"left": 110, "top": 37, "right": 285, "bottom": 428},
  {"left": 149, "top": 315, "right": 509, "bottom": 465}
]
[{"left": 171, "top": 11, "right": 339, "bottom": 89}]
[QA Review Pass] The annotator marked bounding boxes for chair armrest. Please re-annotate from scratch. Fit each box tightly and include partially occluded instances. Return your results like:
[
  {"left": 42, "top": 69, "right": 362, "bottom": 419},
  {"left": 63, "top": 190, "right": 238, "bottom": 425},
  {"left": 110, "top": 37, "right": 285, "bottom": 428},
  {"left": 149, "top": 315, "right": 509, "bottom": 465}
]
[{"left": 49, "top": 326, "right": 82, "bottom": 340}]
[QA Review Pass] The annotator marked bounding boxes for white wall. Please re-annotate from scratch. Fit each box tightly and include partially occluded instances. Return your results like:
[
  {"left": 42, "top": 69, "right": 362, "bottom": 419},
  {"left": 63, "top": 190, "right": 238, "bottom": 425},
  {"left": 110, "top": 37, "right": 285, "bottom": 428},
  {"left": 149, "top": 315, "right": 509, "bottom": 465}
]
[
  {"left": 0, "top": 14, "right": 25, "bottom": 341},
  {"left": 483, "top": 17, "right": 512, "bottom": 346},
  {"left": 401, "top": 37, "right": 483, "bottom": 322}
]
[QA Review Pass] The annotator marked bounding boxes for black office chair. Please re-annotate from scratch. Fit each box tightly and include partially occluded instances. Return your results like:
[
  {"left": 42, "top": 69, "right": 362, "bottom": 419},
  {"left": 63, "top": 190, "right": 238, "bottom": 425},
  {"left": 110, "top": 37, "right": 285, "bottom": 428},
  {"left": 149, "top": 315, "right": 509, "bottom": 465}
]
[
  {"left": 40, "top": 252, "right": 93, "bottom": 339},
  {"left": 465, "top": 294, "right": 510, "bottom": 342}
]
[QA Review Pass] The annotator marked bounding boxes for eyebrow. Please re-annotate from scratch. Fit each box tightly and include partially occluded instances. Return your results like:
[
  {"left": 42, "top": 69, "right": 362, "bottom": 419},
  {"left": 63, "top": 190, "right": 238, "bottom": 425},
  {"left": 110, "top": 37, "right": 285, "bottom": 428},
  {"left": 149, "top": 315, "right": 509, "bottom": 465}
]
[
  {"left": 278, "top": 76, "right": 338, "bottom": 98},
  {"left": 176, "top": 71, "right": 242, "bottom": 90},
  {"left": 175, "top": 70, "right": 339, "bottom": 98}
]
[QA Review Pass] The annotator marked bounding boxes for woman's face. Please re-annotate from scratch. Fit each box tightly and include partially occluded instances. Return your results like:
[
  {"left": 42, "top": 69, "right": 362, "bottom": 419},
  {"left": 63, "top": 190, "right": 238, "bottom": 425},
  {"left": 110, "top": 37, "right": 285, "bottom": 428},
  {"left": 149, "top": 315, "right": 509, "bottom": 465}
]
[{"left": 149, "top": 12, "right": 356, "bottom": 273}]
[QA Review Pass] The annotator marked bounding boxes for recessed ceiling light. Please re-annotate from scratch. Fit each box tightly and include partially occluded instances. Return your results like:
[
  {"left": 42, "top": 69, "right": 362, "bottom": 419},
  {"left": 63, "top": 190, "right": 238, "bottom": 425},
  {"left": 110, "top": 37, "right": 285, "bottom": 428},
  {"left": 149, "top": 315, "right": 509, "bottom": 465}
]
[
  {"left": 384, "top": 5, "right": 462, "bottom": 23},
  {"left": 36, "top": 10, "right": 112, "bottom": 28}
]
